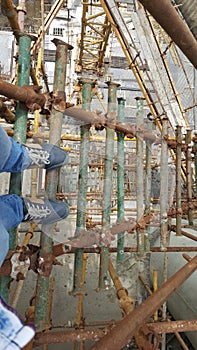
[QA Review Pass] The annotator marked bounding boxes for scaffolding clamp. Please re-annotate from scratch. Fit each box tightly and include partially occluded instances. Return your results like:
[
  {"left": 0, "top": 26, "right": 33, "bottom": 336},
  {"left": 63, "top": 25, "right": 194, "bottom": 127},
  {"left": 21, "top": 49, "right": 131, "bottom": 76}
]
[
  {"left": 10, "top": 252, "right": 30, "bottom": 281},
  {"left": 37, "top": 252, "right": 62, "bottom": 277}
]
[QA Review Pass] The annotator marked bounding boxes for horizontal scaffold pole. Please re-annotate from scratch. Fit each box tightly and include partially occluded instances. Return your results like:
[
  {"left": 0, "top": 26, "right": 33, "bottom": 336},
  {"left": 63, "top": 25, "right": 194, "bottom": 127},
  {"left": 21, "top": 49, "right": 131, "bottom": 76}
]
[
  {"left": 90, "top": 254, "right": 197, "bottom": 350},
  {"left": 34, "top": 319, "right": 197, "bottom": 345}
]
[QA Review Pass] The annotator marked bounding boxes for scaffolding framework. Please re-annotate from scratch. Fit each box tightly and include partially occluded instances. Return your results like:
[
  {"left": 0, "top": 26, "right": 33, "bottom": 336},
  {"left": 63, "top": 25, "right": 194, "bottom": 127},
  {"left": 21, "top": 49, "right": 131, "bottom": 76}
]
[{"left": 0, "top": 0, "right": 197, "bottom": 349}]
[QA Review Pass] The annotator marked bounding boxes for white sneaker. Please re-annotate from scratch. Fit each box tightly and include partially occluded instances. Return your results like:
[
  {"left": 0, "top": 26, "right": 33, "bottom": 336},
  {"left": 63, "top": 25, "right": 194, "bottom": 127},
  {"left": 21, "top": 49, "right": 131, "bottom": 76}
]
[
  {"left": 25, "top": 143, "right": 69, "bottom": 170},
  {"left": 22, "top": 197, "right": 70, "bottom": 225}
]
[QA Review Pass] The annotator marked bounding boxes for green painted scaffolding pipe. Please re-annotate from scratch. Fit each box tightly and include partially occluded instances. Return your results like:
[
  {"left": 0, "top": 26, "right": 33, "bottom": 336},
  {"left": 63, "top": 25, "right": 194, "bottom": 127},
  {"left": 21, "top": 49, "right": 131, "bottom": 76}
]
[
  {"left": 185, "top": 130, "right": 193, "bottom": 226},
  {"left": 136, "top": 97, "right": 145, "bottom": 257},
  {"left": 117, "top": 97, "right": 125, "bottom": 263},
  {"left": 73, "top": 78, "right": 95, "bottom": 293},
  {"left": 176, "top": 126, "right": 182, "bottom": 235},
  {"left": 160, "top": 119, "right": 169, "bottom": 349},
  {"left": 99, "top": 82, "right": 119, "bottom": 289},
  {"left": 34, "top": 39, "right": 73, "bottom": 331},
  {"left": 160, "top": 119, "right": 169, "bottom": 250},
  {"left": 194, "top": 135, "right": 197, "bottom": 201},
  {"left": 144, "top": 120, "right": 152, "bottom": 252},
  {"left": 0, "top": 34, "right": 31, "bottom": 301}
]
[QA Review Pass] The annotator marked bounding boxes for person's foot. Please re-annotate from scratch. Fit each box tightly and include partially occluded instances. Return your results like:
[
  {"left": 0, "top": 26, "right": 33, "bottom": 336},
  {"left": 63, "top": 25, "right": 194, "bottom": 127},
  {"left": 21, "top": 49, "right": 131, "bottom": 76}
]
[
  {"left": 0, "top": 296, "right": 35, "bottom": 349},
  {"left": 22, "top": 197, "right": 70, "bottom": 224},
  {"left": 25, "top": 143, "right": 68, "bottom": 170}
]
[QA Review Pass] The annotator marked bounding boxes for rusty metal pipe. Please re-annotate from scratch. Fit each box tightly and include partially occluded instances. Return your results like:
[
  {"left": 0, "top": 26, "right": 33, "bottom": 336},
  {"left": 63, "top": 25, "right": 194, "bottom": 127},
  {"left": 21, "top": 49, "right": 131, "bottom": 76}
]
[
  {"left": 139, "top": 275, "right": 190, "bottom": 350},
  {"left": 0, "top": 247, "right": 197, "bottom": 278},
  {"left": 90, "top": 254, "right": 197, "bottom": 350},
  {"left": 145, "top": 320, "right": 197, "bottom": 334},
  {"left": 52, "top": 245, "right": 197, "bottom": 257},
  {"left": 0, "top": 79, "right": 46, "bottom": 109},
  {"left": 0, "top": 99, "right": 15, "bottom": 123},
  {"left": 1, "top": 0, "right": 21, "bottom": 40},
  {"left": 1, "top": 0, "right": 39, "bottom": 86},
  {"left": 34, "top": 327, "right": 112, "bottom": 345},
  {"left": 34, "top": 320, "right": 197, "bottom": 345},
  {"left": 108, "top": 258, "right": 134, "bottom": 314},
  {"left": 181, "top": 230, "right": 197, "bottom": 242},
  {"left": 65, "top": 107, "right": 156, "bottom": 142},
  {"left": 138, "top": 0, "right": 197, "bottom": 69}
]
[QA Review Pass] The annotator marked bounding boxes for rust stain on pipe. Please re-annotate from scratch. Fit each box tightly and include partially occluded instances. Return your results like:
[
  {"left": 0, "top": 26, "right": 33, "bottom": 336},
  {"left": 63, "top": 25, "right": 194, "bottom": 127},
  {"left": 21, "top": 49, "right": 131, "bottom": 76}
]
[
  {"left": 31, "top": 320, "right": 197, "bottom": 346},
  {"left": 181, "top": 230, "right": 197, "bottom": 242},
  {"left": 0, "top": 246, "right": 196, "bottom": 277},
  {"left": 90, "top": 254, "right": 197, "bottom": 350},
  {"left": 34, "top": 327, "right": 112, "bottom": 345},
  {"left": 0, "top": 79, "right": 47, "bottom": 110},
  {"left": 139, "top": 0, "right": 197, "bottom": 69},
  {"left": 52, "top": 245, "right": 197, "bottom": 257},
  {"left": 65, "top": 107, "right": 157, "bottom": 142},
  {"left": 1, "top": 0, "right": 21, "bottom": 40},
  {"left": 0, "top": 99, "right": 15, "bottom": 123},
  {"left": 145, "top": 320, "right": 197, "bottom": 334}
]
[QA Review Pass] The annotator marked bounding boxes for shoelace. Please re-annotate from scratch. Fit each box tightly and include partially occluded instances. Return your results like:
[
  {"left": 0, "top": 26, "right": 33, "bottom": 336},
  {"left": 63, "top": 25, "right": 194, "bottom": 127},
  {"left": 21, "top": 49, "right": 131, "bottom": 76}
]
[
  {"left": 24, "top": 202, "right": 51, "bottom": 220},
  {"left": 26, "top": 148, "right": 50, "bottom": 166}
]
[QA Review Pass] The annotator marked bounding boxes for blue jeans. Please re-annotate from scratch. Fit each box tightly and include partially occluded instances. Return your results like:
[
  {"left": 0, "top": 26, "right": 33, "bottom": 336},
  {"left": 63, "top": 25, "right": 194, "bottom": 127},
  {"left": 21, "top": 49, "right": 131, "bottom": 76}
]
[{"left": 0, "top": 126, "right": 31, "bottom": 266}]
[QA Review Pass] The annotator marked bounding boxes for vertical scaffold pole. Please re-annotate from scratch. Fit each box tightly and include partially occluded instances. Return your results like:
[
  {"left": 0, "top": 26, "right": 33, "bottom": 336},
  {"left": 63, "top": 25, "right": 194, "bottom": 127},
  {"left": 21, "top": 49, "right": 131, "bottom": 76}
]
[
  {"left": 185, "top": 130, "right": 193, "bottom": 226},
  {"left": 0, "top": 34, "right": 31, "bottom": 301},
  {"left": 117, "top": 97, "right": 125, "bottom": 264},
  {"left": 136, "top": 97, "right": 145, "bottom": 258},
  {"left": 160, "top": 118, "right": 169, "bottom": 250},
  {"left": 99, "top": 81, "right": 119, "bottom": 289},
  {"left": 176, "top": 126, "right": 182, "bottom": 235},
  {"left": 144, "top": 119, "right": 152, "bottom": 252},
  {"left": 160, "top": 118, "right": 169, "bottom": 350},
  {"left": 73, "top": 78, "right": 95, "bottom": 293},
  {"left": 194, "top": 133, "right": 197, "bottom": 201},
  {"left": 34, "top": 39, "right": 73, "bottom": 331}
]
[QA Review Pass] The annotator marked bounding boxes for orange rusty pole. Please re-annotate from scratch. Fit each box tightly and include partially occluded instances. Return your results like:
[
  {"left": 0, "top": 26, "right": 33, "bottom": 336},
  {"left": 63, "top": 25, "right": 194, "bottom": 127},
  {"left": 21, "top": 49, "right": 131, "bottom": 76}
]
[
  {"left": 90, "top": 254, "right": 197, "bottom": 350},
  {"left": 0, "top": 79, "right": 47, "bottom": 109},
  {"left": 1, "top": 0, "right": 21, "bottom": 40},
  {"left": 138, "top": 0, "right": 197, "bottom": 69}
]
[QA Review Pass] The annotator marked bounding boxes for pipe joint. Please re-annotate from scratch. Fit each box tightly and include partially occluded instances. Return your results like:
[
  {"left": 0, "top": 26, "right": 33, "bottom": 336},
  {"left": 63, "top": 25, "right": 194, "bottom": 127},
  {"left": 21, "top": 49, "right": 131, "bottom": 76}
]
[{"left": 16, "top": 5, "right": 26, "bottom": 14}]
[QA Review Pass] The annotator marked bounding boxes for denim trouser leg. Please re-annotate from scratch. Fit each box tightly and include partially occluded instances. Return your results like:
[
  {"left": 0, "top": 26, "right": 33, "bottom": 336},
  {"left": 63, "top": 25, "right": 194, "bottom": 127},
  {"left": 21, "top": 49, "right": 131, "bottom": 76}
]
[
  {"left": 0, "top": 195, "right": 24, "bottom": 266},
  {"left": 0, "top": 126, "right": 30, "bottom": 173}
]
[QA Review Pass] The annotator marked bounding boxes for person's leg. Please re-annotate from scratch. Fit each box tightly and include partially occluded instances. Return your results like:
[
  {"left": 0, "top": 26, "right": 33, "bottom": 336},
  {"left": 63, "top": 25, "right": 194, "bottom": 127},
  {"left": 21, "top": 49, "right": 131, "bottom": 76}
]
[
  {"left": 0, "top": 194, "right": 70, "bottom": 265},
  {"left": 0, "top": 195, "right": 24, "bottom": 266},
  {"left": 0, "top": 195, "right": 24, "bottom": 231},
  {"left": 0, "top": 126, "right": 30, "bottom": 173},
  {"left": 0, "top": 126, "right": 69, "bottom": 173},
  {"left": 0, "top": 222, "right": 9, "bottom": 268}
]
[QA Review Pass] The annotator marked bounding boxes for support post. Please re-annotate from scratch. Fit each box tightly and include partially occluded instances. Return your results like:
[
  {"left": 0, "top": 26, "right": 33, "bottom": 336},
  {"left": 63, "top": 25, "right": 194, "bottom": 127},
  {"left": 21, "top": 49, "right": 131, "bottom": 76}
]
[
  {"left": 73, "top": 78, "right": 95, "bottom": 293},
  {"left": 144, "top": 119, "right": 152, "bottom": 252},
  {"left": 185, "top": 130, "right": 193, "bottom": 225},
  {"left": 99, "top": 81, "right": 119, "bottom": 289},
  {"left": 176, "top": 126, "right": 182, "bottom": 235},
  {"left": 194, "top": 133, "right": 197, "bottom": 201},
  {"left": 0, "top": 34, "right": 31, "bottom": 301},
  {"left": 160, "top": 118, "right": 169, "bottom": 250},
  {"left": 160, "top": 119, "right": 169, "bottom": 350},
  {"left": 117, "top": 97, "right": 125, "bottom": 263},
  {"left": 34, "top": 39, "right": 73, "bottom": 331},
  {"left": 136, "top": 97, "right": 145, "bottom": 257}
]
